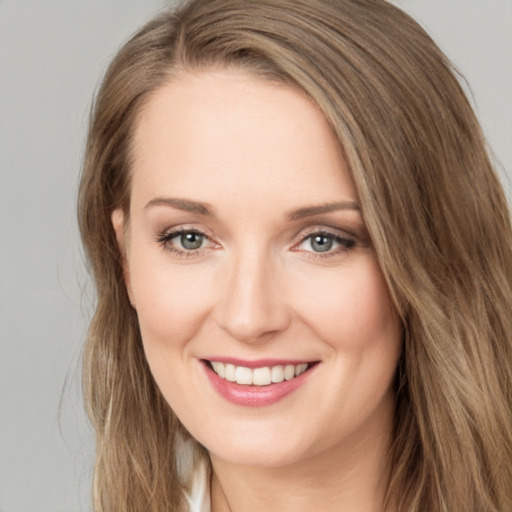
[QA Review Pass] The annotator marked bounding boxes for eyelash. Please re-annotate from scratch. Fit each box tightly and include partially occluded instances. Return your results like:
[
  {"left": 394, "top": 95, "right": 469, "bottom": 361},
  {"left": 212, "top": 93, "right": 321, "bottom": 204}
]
[
  {"left": 155, "top": 228, "right": 215, "bottom": 259},
  {"left": 155, "top": 227, "right": 357, "bottom": 260},
  {"left": 293, "top": 230, "right": 356, "bottom": 259}
]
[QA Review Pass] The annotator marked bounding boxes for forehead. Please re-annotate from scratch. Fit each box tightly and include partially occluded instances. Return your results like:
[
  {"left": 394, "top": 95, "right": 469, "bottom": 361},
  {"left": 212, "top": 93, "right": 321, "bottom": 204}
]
[{"left": 129, "top": 69, "right": 356, "bottom": 213}]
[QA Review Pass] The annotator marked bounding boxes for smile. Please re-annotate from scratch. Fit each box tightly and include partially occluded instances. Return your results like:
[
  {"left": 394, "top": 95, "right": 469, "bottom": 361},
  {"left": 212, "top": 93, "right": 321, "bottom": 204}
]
[
  {"left": 208, "top": 361, "right": 310, "bottom": 386},
  {"left": 202, "top": 359, "right": 318, "bottom": 407}
]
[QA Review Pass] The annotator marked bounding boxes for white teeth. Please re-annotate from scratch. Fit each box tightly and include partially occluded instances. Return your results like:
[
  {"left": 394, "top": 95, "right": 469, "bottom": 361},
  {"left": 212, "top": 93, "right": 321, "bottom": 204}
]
[
  {"left": 225, "top": 363, "right": 236, "bottom": 382},
  {"left": 210, "top": 361, "right": 310, "bottom": 386},
  {"left": 295, "top": 363, "right": 308, "bottom": 376},
  {"left": 284, "top": 365, "right": 295, "bottom": 380},
  {"left": 253, "top": 367, "right": 272, "bottom": 386},
  {"left": 235, "top": 366, "right": 253, "bottom": 385},
  {"left": 211, "top": 361, "right": 225, "bottom": 378},
  {"left": 271, "top": 365, "right": 284, "bottom": 383}
]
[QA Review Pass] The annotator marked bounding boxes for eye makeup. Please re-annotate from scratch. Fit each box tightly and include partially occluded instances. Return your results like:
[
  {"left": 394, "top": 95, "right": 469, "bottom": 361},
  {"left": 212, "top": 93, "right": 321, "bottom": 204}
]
[
  {"left": 155, "top": 222, "right": 367, "bottom": 261},
  {"left": 155, "top": 227, "right": 219, "bottom": 259}
]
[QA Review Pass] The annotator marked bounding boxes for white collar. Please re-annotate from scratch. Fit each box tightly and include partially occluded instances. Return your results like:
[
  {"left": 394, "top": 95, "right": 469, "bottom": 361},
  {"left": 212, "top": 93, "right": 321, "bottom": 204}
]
[{"left": 175, "top": 433, "right": 211, "bottom": 512}]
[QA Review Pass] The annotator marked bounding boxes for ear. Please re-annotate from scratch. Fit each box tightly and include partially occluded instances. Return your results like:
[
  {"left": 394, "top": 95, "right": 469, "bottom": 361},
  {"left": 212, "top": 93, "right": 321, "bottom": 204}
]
[{"left": 111, "top": 208, "right": 136, "bottom": 308}]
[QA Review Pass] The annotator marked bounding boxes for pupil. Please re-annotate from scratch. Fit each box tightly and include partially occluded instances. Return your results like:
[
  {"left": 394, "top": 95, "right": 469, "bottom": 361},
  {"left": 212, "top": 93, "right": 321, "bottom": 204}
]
[
  {"left": 312, "top": 235, "right": 333, "bottom": 252},
  {"left": 181, "top": 232, "right": 203, "bottom": 250}
]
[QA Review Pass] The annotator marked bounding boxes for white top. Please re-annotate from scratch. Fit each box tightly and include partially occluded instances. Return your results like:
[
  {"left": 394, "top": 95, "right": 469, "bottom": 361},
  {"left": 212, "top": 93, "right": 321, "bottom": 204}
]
[{"left": 175, "top": 433, "right": 211, "bottom": 512}]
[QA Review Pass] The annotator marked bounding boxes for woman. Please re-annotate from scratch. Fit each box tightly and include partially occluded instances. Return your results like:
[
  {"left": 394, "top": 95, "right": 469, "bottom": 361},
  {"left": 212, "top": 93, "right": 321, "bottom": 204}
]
[{"left": 78, "top": 0, "right": 512, "bottom": 510}]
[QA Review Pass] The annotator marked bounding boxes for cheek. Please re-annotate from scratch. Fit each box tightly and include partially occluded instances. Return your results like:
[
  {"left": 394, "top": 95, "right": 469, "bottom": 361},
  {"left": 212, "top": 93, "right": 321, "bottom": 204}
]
[
  {"left": 292, "top": 257, "right": 399, "bottom": 351},
  {"left": 291, "top": 258, "right": 401, "bottom": 438},
  {"left": 127, "top": 250, "right": 218, "bottom": 412},
  {"left": 128, "top": 248, "right": 216, "bottom": 347}
]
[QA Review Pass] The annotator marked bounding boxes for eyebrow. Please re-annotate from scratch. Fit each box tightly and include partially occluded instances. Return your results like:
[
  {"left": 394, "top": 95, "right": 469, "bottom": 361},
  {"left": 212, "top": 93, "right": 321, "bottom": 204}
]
[
  {"left": 144, "top": 197, "right": 215, "bottom": 216},
  {"left": 144, "top": 197, "right": 360, "bottom": 220},
  {"left": 287, "top": 201, "right": 361, "bottom": 220}
]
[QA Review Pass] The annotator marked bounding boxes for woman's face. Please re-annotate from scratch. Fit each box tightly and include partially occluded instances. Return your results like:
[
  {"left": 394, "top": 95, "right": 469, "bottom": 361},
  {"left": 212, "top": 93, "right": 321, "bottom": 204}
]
[{"left": 114, "top": 70, "right": 402, "bottom": 468}]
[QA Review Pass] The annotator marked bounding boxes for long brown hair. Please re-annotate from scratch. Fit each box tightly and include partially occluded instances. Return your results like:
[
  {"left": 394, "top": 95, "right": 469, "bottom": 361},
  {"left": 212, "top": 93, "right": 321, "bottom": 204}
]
[{"left": 78, "top": 1, "right": 512, "bottom": 510}]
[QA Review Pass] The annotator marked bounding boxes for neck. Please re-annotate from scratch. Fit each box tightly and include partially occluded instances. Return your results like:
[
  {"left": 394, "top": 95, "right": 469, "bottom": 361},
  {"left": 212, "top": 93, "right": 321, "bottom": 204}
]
[{"left": 210, "top": 397, "right": 394, "bottom": 512}]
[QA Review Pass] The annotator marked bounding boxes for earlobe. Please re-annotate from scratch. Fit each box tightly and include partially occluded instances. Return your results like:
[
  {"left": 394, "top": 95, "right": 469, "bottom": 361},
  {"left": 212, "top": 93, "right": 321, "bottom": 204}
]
[{"left": 111, "top": 208, "right": 136, "bottom": 308}]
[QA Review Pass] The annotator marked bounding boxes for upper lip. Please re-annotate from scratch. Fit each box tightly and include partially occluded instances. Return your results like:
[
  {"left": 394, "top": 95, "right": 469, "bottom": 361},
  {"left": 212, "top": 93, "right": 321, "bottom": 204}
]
[{"left": 201, "top": 357, "right": 318, "bottom": 369}]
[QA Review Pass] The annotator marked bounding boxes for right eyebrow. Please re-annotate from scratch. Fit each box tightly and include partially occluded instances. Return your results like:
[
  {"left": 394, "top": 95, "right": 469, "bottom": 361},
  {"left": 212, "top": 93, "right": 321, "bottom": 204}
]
[
  {"left": 144, "top": 197, "right": 215, "bottom": 216},
  {"left": 287, "top": 200, "right": 361, "bottom": 221}
]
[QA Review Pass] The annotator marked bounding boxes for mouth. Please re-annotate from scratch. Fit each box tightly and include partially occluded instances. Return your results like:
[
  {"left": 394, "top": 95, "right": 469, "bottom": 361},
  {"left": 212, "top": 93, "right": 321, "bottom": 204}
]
[{"left": 204, "top": 360, "right": 317, "bottom": 386}]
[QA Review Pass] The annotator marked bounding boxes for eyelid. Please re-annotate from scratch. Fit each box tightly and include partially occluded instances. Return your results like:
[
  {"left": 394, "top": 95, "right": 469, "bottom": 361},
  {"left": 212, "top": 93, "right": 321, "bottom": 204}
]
[
  {"left": 156, "top": 225, "right": 220, "bottom": 258},
  {"left": 157, "top": 223, "right": 216, "bottom": 240},
  {"left": 290, "top": 226, "right": 357, "bottom": 257},
  {"left": 292, "top": 225, "right": 356, "bottom": 245},
  {"left": 155, "top": 223, "right": 363, "bottom": 260}
]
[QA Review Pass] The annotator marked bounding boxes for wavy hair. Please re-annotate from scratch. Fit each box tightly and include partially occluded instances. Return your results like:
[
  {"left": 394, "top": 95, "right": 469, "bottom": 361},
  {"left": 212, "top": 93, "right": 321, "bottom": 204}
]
[{"left": 78, "top": 0, "right": 512, "bottom": 510}]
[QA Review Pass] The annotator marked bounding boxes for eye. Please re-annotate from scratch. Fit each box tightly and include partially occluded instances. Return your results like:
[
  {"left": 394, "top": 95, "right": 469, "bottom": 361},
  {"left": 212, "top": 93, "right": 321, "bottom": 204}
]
[
  {"left": 295, "top": 230, "right": 356, "bottom": 256},
  {"left": 156, "top": 228, "right": 217, "bottom": 257},
  {"left": 178, "top": 231, "right": 205, "bottom": 250},
  {"left": 306, "top": 234, "right": 336, "bottom": 253}
]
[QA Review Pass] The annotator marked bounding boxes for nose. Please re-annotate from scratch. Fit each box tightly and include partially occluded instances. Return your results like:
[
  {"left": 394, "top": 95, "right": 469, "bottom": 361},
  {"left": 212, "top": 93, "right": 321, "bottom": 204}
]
[{"left": 215, "top": 249, "right": 291, "bottom": 343}]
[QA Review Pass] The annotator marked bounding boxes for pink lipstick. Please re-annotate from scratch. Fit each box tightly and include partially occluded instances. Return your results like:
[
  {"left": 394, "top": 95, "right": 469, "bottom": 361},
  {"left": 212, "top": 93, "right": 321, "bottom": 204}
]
[{"left": 202, "top": 358, "right": 317, "bottom": 407}]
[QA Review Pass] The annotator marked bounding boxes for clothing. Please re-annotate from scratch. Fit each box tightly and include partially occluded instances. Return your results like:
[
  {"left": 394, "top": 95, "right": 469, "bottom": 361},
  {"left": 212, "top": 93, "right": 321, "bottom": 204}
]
[{"left": 175, "top": 433, "right": 211, "bottom": 512}]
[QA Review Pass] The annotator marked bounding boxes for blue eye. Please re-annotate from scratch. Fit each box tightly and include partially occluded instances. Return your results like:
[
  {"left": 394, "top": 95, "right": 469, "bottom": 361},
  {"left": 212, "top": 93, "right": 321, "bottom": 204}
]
[
  {"left": 298, "top": 231, "right": 355, "bottom": 255},
  {"left": 309, "top": 234, "right": 334, "bottom": 252},
  {"left": 156, "top": 229, "right": 212, "bottom": 256},
  {"left": 179, "top": 232, "right": 205, "bottom": 250}
]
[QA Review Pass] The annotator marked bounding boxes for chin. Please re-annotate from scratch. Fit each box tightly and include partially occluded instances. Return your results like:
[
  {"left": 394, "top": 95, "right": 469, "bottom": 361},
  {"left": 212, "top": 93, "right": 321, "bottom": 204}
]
[
  {"left": 192, "top": 419, "right": 318, "bottom": 469},
  {"left": 209, "top": 442, "right": 304, "bottom": 469}
]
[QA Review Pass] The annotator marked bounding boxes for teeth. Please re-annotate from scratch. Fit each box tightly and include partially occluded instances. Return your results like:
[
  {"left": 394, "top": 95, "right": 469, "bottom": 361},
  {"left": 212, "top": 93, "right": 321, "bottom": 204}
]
[
  {"left": 284, "top": 365, "right": 295, "bottom": 380},
  {"left": 271, "top": 365, "right": 284, "bottom": 383},
  {"left": 235, "top": 366, "right": 252, "bottom": 385},
  {"left": 225, "top": 363, "right": 236, "bottom": 382},
  {"left": 295, "top": 363, "right": 308, "bottom": 376},
  {"left": 210, "top": 361, "right": 310, "bottom": 386},
  {"left": 211, "top": 361, "right": 225, "bottom": 378},
  {"left": 253, "top": 367, "right": 271, "bottom": 386}
]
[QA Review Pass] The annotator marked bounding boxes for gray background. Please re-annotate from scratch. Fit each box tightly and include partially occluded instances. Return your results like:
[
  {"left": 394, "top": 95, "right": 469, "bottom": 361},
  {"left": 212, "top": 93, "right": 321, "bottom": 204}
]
[{"left": 0, "top": 1, "right": 510, "bottom": 511}]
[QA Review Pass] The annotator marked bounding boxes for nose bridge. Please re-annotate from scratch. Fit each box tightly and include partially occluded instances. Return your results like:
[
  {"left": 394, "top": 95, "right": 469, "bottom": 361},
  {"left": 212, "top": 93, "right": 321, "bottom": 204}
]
[{"left": 217, "top": 244, "right": 289, "bottom": 342}]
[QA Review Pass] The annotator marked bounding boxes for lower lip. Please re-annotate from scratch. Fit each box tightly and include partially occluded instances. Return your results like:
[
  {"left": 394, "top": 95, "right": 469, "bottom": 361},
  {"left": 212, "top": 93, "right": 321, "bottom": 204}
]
[{"left": 202, "top": 361, "right": 315, "bottom": 407}]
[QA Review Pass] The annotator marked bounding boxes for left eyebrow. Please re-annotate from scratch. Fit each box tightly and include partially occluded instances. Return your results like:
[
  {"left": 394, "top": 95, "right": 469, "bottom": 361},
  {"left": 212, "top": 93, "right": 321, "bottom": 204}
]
[
  {"left": 144, "top": 197, "right": 215, "bottom": 216},
  {"left": 287, "top": 201, "right": 361, "bottom": 220}
]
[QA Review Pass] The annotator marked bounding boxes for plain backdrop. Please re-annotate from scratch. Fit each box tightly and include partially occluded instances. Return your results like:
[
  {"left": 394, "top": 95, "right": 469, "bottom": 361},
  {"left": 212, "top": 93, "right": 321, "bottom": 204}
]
[{"left": 0, "top": 1, "right": 510, "bottom": 511}]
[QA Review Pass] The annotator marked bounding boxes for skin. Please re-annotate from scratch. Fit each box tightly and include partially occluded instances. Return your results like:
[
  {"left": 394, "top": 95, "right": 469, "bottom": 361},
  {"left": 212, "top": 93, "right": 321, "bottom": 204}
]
[{"left": 113, "top": 69, "right": 402, "bottom": 512}]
